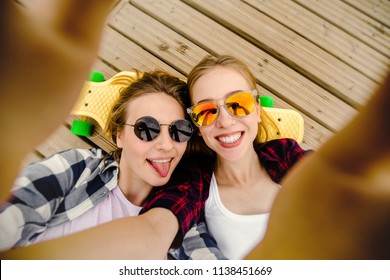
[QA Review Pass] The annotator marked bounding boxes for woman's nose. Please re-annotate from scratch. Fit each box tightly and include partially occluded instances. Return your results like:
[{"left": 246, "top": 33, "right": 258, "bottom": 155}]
[
  {"left": 215, "top": 105, "right": 234, "bottom": 128},
  {"left": 155, "top": 125, "right": 174, "bottom": 150}
]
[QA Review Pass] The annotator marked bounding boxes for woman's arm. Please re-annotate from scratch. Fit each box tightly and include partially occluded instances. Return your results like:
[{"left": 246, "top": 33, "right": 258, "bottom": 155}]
[
  {"left": 1, "top": 208, "right": 178, "bottom": 259},
  {"left": 0, "top": 148, "right": 106, "bottom": 251},
  {"left": 247, "top": 72, "right": 390, "bottom": 259},
  {"left": 171, "top": 222, "right": 228, "bottom": 260},
  {"left": 0, "top": 0, "right": 115, "bottom": 203},
  {"left": 0, "top": 148, "right": 181, "bottom": 259}
]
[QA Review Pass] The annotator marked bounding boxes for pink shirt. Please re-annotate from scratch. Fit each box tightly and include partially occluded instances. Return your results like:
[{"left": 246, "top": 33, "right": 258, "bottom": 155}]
[{"left": 33, "top": 186, "right": 141, "bottom": 244}]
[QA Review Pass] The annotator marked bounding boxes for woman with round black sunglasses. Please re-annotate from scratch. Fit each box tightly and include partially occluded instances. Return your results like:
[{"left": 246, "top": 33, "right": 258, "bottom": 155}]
[{"left": 0, "top": 70, "right": 208, "bottom": 259}]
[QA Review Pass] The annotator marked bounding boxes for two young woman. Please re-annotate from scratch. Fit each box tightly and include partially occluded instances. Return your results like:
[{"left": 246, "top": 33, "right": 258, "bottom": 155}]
[
  {"left": 4, "top": 0, "right": 388, "bottom": 260},
  {"left": 1, "top": 53, "right": 307, "bottom": 259}
]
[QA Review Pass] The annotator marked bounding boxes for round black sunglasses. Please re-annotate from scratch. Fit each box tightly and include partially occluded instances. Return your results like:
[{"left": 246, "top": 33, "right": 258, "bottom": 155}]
[{"left": 125, "top": 116, "right": 193, "bottom": 142}]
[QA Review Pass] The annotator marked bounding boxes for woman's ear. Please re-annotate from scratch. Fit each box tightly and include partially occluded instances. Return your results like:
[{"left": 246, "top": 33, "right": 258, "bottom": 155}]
[
  {"left": 256, "top": 103, "right": 262, "bottom": 123},
  {"left": 116, "top": 129, "right": 123, "bottom": 148}
]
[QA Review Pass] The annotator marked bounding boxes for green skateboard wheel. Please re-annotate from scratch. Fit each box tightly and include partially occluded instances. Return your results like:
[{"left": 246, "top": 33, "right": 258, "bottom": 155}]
[
  {"left": 89, "top": 71, "right": 105, "bottom": 82},
  {"left": 260, "top": 96, "right": 274, "bottom": 108},
  {"left": 71, "top": 119, "right": 93, "bottom": 137}
]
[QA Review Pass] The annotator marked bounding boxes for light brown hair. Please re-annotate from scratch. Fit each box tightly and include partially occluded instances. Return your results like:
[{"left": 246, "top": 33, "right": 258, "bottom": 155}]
[{"left": 105, "top": 70, "right": 190, "bottom": 161}]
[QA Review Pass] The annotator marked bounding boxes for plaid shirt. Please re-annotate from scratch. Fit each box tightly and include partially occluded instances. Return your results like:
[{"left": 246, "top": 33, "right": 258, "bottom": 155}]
[
  {"left": 0, "top": 148, "right": 210, "bottom": 251},
  {"left": 171, "top": 138, "right": 309, "bottom": 259}
]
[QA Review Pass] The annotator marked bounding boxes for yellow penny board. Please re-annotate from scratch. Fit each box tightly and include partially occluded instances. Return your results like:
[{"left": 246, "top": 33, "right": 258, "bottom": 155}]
[
  {"left": 261, "top": 107, "right": 304, "bottom": 143},
  {"left": 71, "top": 71, "right": 140, "bottom": 131}
]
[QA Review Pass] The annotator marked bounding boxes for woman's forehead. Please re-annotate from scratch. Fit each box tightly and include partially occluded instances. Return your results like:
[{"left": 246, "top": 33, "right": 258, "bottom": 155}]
[
  {"left": 191, "top": 67, "right": 252, "bottom": 101},
  {"left": 126, "top": 92, "right": 185, "bottom": 121}
]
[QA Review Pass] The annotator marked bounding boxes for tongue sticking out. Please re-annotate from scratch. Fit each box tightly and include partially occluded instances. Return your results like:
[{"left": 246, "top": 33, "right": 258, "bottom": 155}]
[{"left": 149, "top": 160, "right": 171, "bottom": 177}]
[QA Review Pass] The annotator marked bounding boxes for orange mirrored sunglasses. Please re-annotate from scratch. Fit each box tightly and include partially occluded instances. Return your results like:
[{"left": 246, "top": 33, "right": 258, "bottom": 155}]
[{"left": 187, "top": 90, "right": 258, "bottom": 127}]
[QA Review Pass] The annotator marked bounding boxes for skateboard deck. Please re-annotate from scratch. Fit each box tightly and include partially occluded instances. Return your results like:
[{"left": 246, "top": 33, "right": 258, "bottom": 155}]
[
  {"left": 261, "top": 107, "right": 304, "bottom": 143},
  {"left": 71, "top": 71, "right": 140, "bottom": 136}
]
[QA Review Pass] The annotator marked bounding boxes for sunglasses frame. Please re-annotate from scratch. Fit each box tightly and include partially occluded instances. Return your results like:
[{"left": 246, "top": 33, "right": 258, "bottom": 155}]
[
  {"left": 124, "top": 116, "right": 193, "bottom": 142},
  {"left": 187, "top": 89, "right": 259, "bottom": 127}
]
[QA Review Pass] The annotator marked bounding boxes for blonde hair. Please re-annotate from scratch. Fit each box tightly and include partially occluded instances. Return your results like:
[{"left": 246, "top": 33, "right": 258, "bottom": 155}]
[
  {"left": 186, "top": 55, "right": 278, "bottom": 158},
  {"left": 105, "top": 70, "right": 189, "bottom": 161}
]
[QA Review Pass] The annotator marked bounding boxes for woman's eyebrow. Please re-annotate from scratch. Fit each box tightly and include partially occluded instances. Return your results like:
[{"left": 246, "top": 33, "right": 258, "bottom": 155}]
[{"left": 196, "top": 90, "right": 245, "bottom": 103}]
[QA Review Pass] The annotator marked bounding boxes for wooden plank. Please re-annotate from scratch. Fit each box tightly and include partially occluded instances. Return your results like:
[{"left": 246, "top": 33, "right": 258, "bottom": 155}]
[
  {"left": 35, "top": 125, "right": 94, "bottom": 158},
  {"left": 244, "top": 0, "right": 390, "bottom": 83},
  {"left": 296, "top": 0, "right": 390, "bottom": 57},
  {"left": 66, "top": 116, "right": 116, "bottom": 154},
  {"left": 119, "top": 1, "right": 337, "bottom": 149},
  {"left": 90, "top": 59, "right": 119, "bottom": 79},
  {"left": 108, "top": 6, "right": 210, "bottom": 75},
  {"left": 183, "top": 0, "right": 378, "bottom": 108},
  {"left": 126, "top": 1, "right": 357, "bottom": 133},
  {"left": 98, "top": 28, "right": 186, "bottom": 78},
  {"left": 343, "top": 0, "right": 390, "bottom": 28}
]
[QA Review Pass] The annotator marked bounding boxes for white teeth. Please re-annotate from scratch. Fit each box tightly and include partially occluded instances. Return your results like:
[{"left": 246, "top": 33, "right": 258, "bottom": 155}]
[
  {"left": 149, "top": 159, "right": 171, "bottom": 163},
  {"left": 218, "top": 132, "right": 241, "bottom": 144}
]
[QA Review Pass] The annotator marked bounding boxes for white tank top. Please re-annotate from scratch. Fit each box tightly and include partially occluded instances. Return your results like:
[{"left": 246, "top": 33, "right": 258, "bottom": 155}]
[
  {"left": 205, "top": 174, "right": 270, "bottom": 259},
  {"left": 33, "top": 185, "right": 142, "bottom": 244}
]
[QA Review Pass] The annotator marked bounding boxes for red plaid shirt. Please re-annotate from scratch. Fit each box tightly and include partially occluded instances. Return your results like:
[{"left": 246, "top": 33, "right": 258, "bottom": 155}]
[{"left": 141, "top": 138, "right": 308, "bottom": 248}]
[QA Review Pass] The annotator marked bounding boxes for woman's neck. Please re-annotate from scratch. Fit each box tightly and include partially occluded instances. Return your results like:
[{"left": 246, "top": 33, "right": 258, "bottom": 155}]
[
  {"left": 117, "top": 169, "right": 153, "bottom": 207},
  {"left": 214, "top": 148, "right": 262, "bottom": 187}
]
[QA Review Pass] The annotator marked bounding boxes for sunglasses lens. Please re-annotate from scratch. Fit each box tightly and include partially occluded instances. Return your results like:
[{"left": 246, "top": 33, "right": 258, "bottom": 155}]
[
  {"left": 170, "top": 120, "right": 193, "bottom": 142},
  {"left": 133, "top": 116, "right": 160, "bottom": 141},
  {"left": 226, "top": 92, "right": 256, "bottom": 117},
  {"left": 190, "top": 102, "right": 218, "bottom": 126},
  {"left": 189, "top": 91, "right": 256, "bottom": 127}
]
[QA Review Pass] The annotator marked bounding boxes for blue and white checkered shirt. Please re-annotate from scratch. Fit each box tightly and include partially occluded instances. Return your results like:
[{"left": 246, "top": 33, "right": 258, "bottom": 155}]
[{"left": 0, "top": 148, "right": 226, "bottom": 259}]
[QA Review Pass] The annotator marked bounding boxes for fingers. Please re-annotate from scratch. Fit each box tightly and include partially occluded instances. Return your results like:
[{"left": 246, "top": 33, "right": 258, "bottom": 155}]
[
  {"left": 317, "top": 71, "right": 390, "bottom": 175},
  {"left": 23, "top": 0, "right": 115, "bottom": 47},
  {"left": 51, "top": 0, "right": 116, "bottom": 46},
  {"left": 0, "top": 0, "right": 116, "bottom": 203}
]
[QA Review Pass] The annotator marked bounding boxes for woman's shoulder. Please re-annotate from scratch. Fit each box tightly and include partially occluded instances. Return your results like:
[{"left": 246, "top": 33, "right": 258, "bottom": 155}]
[
  {"left": 25, "top": 148, "right": 115, "bottom": 175},
  {"left": 54, "top": 147, "right": 112, "bottom": 163},
  {"left": 256, "top": 139, "right": 308, "bottom": 183},
  {"left": 257, "top": 138, "right": 304, "bottom": 155},
  {"left": 256, "top": 138, "right": 311, "bottom": 166}
]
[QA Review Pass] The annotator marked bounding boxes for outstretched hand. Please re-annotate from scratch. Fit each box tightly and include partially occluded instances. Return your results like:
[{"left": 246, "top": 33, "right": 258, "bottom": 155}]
[
  {"left": 247, "top": 72, "right": 390, "bottom": 259},
  {"left": 0, "top": 0, "right": 115, "bottom": 202}
]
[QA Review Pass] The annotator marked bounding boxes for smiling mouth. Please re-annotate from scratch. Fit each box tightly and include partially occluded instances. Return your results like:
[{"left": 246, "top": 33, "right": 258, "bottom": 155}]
[
  {"left": 217, "top": 132, "right": 242, "bottom": 144},
  {"left": 147, "top": 158, "right": 173, "bottom": 178}
]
